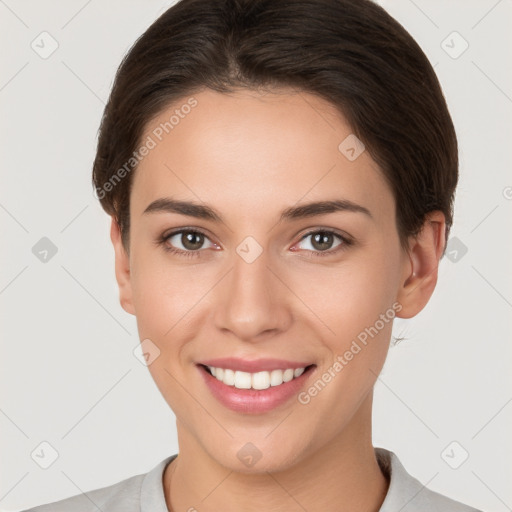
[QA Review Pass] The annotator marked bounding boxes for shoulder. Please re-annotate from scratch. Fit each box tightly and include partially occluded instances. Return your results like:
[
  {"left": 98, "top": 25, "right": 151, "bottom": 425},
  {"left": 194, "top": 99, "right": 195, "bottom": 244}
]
[
  {"left": 20, "top": 473, "right": 144, "bottom": 512},
  {"left": 376, "top": 447, "right": 484, "bottom": 512},
  {"left": 20, "top": 455, "right": 176, "bottom": 512}
]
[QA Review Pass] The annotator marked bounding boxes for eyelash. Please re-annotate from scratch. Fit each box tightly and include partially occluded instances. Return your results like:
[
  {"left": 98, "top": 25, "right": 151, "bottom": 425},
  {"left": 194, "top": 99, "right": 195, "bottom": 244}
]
[{"left": 156, "top": 228, "right": 353, "bottom": 259}]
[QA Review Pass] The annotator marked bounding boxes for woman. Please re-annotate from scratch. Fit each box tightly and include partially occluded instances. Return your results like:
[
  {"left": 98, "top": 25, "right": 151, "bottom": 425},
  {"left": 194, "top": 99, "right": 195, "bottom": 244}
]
[{"left": 24, "top": 0, "right": 483, "bottom": 510}]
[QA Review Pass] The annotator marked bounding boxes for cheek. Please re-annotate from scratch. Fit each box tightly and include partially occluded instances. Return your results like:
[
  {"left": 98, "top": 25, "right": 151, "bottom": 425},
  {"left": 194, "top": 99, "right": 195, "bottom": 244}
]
[
  {"left": 298, "top": 246, "right": 402, "bottom": 399},
  {"left": 128, "top": 250, "right": 225, "bottom": 392},
  {"left": 298, "top": 257, "right": 398, "bottom": 417},
  {"left": 129, "top": 251, "right": 208, "bottom": 409},
  {"left": 294, "top": 252, "right": 400, "bottom": 343},
  {"left": 129, "top": 247, "right": 208, "bottom": 334}
]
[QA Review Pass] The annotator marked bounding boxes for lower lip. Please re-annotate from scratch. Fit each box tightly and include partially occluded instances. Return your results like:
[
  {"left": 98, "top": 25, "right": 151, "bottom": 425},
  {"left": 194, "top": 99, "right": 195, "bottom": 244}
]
[{"left": 197, "top": 364, "right": 316, "bottom": 414}]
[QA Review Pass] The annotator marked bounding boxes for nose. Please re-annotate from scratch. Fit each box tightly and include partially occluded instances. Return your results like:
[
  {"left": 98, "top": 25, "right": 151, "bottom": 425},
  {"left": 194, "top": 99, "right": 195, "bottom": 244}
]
[{"left": 213, "top": 246, "right": 293, "bottom": 342}]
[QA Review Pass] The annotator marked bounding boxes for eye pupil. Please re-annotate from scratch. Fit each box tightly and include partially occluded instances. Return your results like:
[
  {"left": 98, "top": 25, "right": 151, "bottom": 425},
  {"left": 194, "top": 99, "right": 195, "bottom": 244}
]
[{"left": 311, "top": 232, "right": 334, "bottom": 251}]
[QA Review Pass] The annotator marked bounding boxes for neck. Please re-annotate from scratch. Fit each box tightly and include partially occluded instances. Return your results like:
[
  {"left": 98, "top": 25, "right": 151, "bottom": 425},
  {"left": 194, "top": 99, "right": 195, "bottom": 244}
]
[{"left": 163, "top": 393, "right": 389, "bottom": 512}]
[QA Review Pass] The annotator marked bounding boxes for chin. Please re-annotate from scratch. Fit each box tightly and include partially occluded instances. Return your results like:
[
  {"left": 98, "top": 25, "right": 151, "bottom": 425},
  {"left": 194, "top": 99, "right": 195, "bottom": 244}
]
[{"left": 202, "top": 436, "right": 310, "bottom": 475}]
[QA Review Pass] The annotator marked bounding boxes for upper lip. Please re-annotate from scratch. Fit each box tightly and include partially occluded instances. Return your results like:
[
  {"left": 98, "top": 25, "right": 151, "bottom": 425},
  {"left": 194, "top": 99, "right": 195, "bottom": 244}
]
[{"left": 198, "top": 357, "right": 314, "bottom": 373}]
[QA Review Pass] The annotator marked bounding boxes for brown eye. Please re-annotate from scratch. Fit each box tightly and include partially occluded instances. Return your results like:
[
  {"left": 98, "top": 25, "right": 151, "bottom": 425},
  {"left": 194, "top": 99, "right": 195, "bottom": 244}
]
[
  {"left": 310, "top": 232, "right": 336, "bottom": 251},
  {"left": 163, "top": 230, "right": 216, "bottom": 253},
  {"left": 292, "top": 229, "right": 353, "bottom": 258},
  {"left": 299, "top": 231, "right": 343, "bottom": 252},
  {"left": 180, "top": 231, "right": 205, "bottom": 250}
]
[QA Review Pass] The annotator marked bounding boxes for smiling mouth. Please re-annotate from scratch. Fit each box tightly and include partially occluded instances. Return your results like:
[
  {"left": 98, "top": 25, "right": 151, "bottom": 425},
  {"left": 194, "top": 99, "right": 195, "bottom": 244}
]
[{"left": 199, "top": 364, "right": 316, "bottom": 390}]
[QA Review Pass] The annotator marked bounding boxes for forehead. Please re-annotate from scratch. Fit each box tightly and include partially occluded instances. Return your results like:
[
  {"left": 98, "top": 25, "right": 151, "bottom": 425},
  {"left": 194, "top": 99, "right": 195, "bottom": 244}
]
[{"left": 131, "top": 88, "right": 393, "bottom": 222}]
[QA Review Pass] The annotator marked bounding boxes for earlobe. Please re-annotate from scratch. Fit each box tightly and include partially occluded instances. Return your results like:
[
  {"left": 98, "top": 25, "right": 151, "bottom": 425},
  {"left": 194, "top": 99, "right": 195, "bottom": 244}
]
[
  {"left": 396, "top": 211, "right": 446, "bottom": 319},
  {"left": 110, "top": 217, "right": 136, "bottom": 316}
]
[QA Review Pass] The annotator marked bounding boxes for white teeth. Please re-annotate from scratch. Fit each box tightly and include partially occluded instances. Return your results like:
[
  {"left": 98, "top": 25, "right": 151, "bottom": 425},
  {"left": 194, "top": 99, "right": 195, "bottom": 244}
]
[
  {"left": 223, "top": 368, "right": 235, "bottom": 386},
  {"left": 270, "top": 369, "right": 283, "bottom": 386},
  {"left": 252, "top": 371, "right": 270, "bottom": 390},
  {"left": 294, "top": 367, "right": 305, "bottom": 378},
  {"left": 282, "top": 369, "right": 294, "bottom": 382},
  {"left": 234, "top": 371, "right": 252, "bottom": 389},
  {"left": 206, "top": 365, "right": 308, "bottom": 389}
]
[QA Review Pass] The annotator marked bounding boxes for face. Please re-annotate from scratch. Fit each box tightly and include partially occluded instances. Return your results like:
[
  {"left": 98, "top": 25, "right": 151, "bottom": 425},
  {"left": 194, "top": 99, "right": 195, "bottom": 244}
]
[{"left": 111, "top": 87, "right": 441, "bottom": 473}]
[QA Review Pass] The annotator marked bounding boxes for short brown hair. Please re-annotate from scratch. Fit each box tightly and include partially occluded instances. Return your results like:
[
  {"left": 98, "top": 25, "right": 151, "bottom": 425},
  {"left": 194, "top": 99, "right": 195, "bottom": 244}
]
[{"left": 92, "top": 0, "right": 458, "bottom": 253}]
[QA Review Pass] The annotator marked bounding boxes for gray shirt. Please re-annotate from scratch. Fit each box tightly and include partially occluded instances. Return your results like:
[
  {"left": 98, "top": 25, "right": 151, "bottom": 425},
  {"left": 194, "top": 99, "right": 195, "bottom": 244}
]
[{"left": 21, "top": 447, "right": 483, "bottom": 512}]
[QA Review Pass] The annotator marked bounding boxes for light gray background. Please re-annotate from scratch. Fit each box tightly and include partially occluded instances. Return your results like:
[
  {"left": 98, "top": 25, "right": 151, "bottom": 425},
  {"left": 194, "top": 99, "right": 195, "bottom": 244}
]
[{"left": 1, "top": 1, "right": 511, "bottom": 511}]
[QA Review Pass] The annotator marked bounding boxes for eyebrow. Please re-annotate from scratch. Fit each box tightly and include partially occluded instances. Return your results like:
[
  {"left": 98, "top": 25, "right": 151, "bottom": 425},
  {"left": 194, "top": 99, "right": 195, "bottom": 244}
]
[{"left": 143, "top": 197, "right": 372, "bottom": 222}]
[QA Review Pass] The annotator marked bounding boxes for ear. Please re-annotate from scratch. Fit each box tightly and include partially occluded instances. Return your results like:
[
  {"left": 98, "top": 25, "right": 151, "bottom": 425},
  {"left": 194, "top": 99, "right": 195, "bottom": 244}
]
[
  {"left": 110, "top": 217, "right": 136, "bottom": 316},
  {"left": 396, "top": 211, "right": 446, "bottom": 319}
]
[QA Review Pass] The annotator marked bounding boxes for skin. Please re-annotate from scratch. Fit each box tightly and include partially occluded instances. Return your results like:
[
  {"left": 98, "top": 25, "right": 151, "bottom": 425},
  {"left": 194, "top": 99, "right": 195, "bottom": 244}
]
[{"left": 110, "top": 87, "right": 445, "bottom": 512}]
